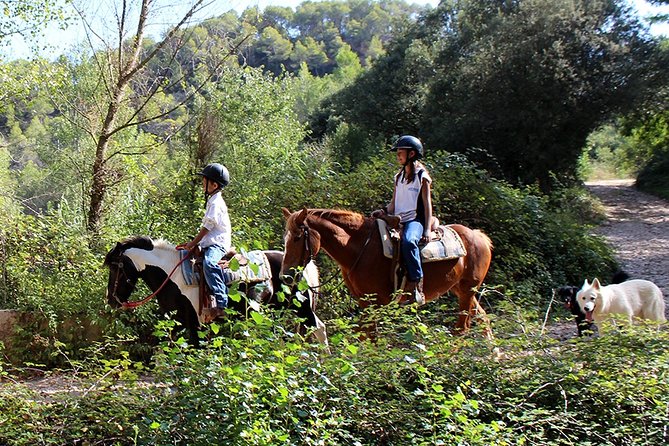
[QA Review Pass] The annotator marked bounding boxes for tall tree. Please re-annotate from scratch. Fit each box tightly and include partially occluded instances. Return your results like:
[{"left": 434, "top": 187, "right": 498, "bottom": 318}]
[
  {"left": 59, "top": 0, "right": 236, "bottom": 236},
  {"left": 0, "top": 1, "right": 72, "bottom": 113},
  {"left": 326, "top": 0, "right": 667, "bottom": 191},
  {"left": 0, "top": 0, "right": 71, "bottom": 43},
  {"left": 256, "top": 26, "right": 293, "bottom": 74}
]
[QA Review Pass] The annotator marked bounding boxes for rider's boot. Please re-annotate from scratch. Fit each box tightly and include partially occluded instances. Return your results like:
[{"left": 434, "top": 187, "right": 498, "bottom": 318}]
[
  {"left": 398, "top": 279, "right": 425, "bottom": 306},
  {"left": 202, "top": 306, "right": 226, "bottom": 323},
  {"left": 415, "top": 278, "right": 425, "bottom": 305}
]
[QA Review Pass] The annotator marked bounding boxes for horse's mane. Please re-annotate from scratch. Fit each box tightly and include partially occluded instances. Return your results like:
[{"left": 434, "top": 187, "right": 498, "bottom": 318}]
[
  {"left": 104, "top": 235, "right": 167, "bottom": 266},
  {"left": 288, "top": 208, "right": 367, "bottom": 232},
  {"left": 153, "top": 238, "right": 176, "bottom": 251}
]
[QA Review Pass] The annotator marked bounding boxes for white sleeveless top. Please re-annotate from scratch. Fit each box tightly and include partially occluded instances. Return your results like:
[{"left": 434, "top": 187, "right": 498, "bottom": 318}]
[{"left": 393, "top": 167, "right": 431, "bottom": 223}]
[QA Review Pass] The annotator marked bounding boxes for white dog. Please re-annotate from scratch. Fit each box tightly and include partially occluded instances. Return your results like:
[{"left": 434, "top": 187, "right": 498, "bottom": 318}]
[{"left": 576, "top": 278, "right": 666, "bottom": 327}]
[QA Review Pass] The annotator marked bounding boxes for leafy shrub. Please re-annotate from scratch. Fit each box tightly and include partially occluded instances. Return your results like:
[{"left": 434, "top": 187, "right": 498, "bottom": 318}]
[
  {"left": 2, "top": 311, "right": 667, "bottom": 446},
  {"left": 637, "top": 153, "right": 669, "bottom": 200}
]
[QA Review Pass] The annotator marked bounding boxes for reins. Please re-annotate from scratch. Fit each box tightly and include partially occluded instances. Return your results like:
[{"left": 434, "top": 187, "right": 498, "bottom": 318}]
[{"left": 114, "top": 249, "right": 193, "bottom": 309}]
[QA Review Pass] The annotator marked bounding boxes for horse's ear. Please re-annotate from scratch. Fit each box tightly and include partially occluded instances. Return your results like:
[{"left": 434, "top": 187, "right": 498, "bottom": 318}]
[
  {"left": 282, "top": 207, "right": 292, "bottom": 220},
  {"left": 296, "top": 208, "right": 308, "bottom": 226},
  {"left": 103, "top": 242, "right": 122, "bottom": 266}
]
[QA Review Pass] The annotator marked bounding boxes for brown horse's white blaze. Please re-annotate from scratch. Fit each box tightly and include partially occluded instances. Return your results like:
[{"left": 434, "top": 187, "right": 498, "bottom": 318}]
[{"left": 281, "top": 208, "right": 494, "bottom": 339}]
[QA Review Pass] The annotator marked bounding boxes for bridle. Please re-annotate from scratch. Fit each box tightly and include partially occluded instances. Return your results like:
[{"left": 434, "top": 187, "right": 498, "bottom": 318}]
[
  {"left": 282, "top": 225, "right": 323, "bottom": 287},
  {"left": 108, "top": 250, "right": 192, "bottom": 309},
  {"left": 108, "top": 258, "right": 136, "bottom": 308},
  {"left": 297, "top": 225, "right": 314, "bottom": 267}
]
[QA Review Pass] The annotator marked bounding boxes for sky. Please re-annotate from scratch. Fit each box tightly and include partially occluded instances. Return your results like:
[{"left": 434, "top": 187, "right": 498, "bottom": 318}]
[{"left": 2, "top": 0, "right": 668, "bottom": 61}]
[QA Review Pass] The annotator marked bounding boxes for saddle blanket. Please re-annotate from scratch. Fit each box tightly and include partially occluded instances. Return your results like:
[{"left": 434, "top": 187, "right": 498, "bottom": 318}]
[
  {"left": 377, "top": 219, "right": 467, "bottom": 263},
  {"left": 181, "top": 250, "right": 272, "bottom": 286}
]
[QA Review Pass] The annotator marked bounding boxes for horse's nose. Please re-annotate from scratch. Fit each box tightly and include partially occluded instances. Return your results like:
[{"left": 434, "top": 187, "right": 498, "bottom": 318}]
[
  {"left": 279, "top": 268, "right": 298, "bottom": 285},
  {"left": 280, "top": 273, "right": 295, "bottom": 286}
]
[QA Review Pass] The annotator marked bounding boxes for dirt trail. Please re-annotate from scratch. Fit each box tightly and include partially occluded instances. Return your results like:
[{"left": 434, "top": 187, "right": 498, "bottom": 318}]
[{"left": 585, "top": 179, "right": 669, "bottom": 318}]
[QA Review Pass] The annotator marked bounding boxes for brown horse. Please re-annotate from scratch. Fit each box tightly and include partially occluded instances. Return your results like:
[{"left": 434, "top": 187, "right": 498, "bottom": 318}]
[{"left": 280, "top": 208, "right": 494, "bottom": 338}]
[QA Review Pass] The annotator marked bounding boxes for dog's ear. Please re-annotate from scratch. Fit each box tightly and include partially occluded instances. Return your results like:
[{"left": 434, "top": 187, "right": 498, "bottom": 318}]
[
  {"left": 582, "top": 279, "right": 589, "bottom": 288},
  {"left": 592, "top": 278, "right": 601, "bottom": 289}
]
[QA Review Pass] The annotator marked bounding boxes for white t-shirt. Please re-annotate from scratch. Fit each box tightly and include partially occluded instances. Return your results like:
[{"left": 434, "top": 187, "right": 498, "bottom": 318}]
[
  {"left": 393, "top": 167, "right": 432, "bottom": 223},
  {"left": 200, "top": 191, "right": 232, "bottom": 250}
]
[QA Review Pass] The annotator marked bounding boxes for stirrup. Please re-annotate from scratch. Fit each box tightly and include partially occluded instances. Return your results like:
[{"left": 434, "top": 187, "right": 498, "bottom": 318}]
[{"left": 397, "top": 279, "right": 425, "bottom": 306}]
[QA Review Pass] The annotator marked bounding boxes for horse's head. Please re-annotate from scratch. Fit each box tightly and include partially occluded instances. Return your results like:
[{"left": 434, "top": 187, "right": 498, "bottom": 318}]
[
  {"left": 103, "top": 237, "right": 154, "bottom": 308},
  {"left": 280, "top": 208, "right": 322, "bottom": 285}
]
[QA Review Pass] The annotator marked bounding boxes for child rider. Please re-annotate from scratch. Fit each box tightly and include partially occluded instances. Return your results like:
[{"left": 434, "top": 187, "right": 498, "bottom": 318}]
[{"left": 177, "top": 163, "right": 232, "bottom": 322}]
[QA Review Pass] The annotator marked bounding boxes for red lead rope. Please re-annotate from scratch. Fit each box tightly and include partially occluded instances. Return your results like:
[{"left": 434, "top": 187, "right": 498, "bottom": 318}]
[{"left": 121, "top": 249, "right": 193, "bottom": 309}]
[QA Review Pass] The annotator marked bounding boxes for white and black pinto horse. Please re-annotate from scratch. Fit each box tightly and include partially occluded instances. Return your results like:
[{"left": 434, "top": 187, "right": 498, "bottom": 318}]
[{"left": 104, "top": 236, "right": 328, "bottom": 348}]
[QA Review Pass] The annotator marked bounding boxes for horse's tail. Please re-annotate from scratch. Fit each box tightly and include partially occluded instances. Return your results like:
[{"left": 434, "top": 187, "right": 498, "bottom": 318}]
[{"left": 473, "top": 229, "right": 493, "bottom": 253}]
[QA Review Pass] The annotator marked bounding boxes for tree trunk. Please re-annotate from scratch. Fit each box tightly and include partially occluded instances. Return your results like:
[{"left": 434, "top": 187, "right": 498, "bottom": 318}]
[
  {"left": 86, "top": 76, "right": 129, "bottom": 236},
  {"left": 87, "top": 136, "right": 111, "bottom": 235},
  {"left": 80, "top": 0, "right": 214, "bottom": 237}
]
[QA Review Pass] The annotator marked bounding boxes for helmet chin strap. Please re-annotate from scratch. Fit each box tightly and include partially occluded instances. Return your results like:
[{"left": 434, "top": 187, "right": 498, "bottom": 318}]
[
  {"left": 203, "top": 178, "right": 220, "bottom": 205},
  {"left": 397, "top": 149, "right": 417, "bottom": 180}
]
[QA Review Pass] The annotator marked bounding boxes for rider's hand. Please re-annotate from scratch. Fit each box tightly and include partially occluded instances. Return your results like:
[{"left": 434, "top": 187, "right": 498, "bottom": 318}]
[
  {"left": 176, "top": 242, "right": 192, "bottom": 251},
  {"left": 371, "top": 208, "right": 386, "bottom": 218}
]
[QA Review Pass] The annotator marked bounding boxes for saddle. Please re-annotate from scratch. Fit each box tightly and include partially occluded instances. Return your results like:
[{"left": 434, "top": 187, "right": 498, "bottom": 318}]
[
  {"left": 376, "top": 215, "right": 467, "bottom": 292},
  {"left": 183, "top": 248, "right": 271, "bottom": 314}
]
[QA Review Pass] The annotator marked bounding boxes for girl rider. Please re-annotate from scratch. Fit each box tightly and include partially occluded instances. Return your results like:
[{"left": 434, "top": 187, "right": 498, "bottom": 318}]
[{"left": 373, "top": 135, "right": 433, "bottom": 305}]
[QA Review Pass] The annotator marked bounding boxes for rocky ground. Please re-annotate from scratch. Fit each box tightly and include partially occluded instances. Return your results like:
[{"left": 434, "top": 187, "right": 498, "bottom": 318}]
[
  {"left": 585, "top": 179, "right": 669, "bottom": 307},
  {"left": 548, "top": 179, "right": 669, "bottom": 339}
]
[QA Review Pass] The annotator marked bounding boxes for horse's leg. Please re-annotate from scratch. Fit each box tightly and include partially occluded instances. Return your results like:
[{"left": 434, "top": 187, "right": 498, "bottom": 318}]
[
  {"left": 452, "top": 286, "right": 493, "bottom": 340},
  {"left": 312, "top": 313, "right": 327, "bottom": 341},
  {"left": 448, "top": 227, "right": 494, "bottom": 340},
  {"left": 175, "top": 304, "right": 201, "bottom": 348},
  {"left": 355, "top": 302, "right": 380, "bottom": 343},
  {"left": 310, "top": 313, "right": 330, "bottom": 352},
  {"left": 302, "top": 310, "right": 330, "bottom": 352},
  {"left": 356, "top": 318, "right": 378, "bottom": 342},
  {"left": 292, "top": 297, "right": 330, "bottom": 352}
]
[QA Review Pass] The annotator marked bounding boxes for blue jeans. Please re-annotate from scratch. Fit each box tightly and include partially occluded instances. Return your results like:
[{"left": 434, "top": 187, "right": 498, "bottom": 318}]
[
  {"left": 203, "top": 245, "right": 229, "bottom": 308},
  {"left": 401, "top": 220, "right": 424, "bottom": 282}
]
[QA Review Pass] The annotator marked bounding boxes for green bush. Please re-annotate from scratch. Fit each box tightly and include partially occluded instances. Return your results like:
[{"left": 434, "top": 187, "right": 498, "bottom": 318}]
[
  {"left": 637, "top": 153, "right": 669, "bottom": 200},
  {"left": 2, "top": 310, "right": 667, "bottom": 446}
]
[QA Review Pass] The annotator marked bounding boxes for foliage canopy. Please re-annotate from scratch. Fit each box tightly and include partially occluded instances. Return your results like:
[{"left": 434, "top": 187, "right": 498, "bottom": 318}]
[{"left": 323, "top": 0, "right": 668, "bottom": 191}]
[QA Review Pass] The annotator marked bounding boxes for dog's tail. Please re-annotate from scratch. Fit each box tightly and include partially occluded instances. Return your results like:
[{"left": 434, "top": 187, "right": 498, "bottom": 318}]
[{"left": 611, "top": 270, "right": 630, "bottom": 284}]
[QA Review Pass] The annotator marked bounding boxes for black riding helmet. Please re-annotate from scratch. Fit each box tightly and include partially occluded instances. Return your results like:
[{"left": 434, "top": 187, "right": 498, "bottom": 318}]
[
  {"left": 197, "top": 163, "right": 230, "bottom": 187},
  {"left": 391, "top": 135, "right": 424, "bottom": 160}
]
